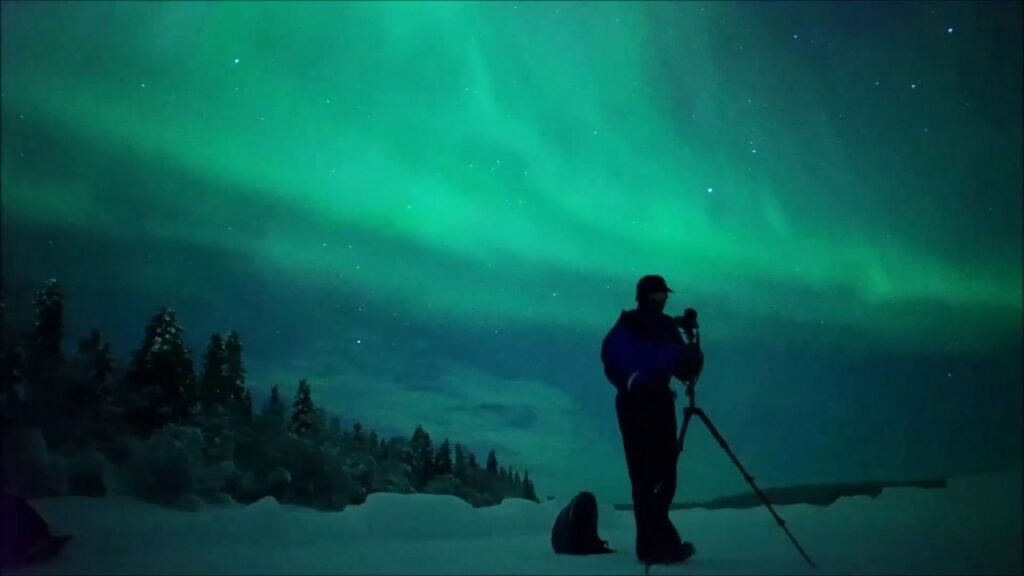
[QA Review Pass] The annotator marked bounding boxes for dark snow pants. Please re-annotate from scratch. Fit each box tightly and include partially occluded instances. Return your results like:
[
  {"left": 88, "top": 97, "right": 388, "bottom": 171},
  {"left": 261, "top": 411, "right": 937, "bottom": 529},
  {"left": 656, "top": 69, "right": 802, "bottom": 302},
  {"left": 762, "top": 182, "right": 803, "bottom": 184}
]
[{"left": 615, "top": 387, "right": 683, "bottom": 559}]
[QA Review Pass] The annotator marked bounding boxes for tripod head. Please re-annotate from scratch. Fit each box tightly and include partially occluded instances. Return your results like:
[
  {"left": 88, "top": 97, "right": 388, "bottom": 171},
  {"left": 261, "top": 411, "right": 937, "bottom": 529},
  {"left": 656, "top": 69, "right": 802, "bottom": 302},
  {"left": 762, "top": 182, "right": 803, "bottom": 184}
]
[{"left": 673, "top": 308, "right": 701, "bottom": 406}]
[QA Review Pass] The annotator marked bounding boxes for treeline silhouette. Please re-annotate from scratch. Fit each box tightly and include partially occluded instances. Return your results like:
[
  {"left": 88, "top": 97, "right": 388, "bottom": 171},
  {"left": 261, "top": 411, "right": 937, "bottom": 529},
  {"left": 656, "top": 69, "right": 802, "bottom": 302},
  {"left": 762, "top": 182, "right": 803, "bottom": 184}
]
[{"left": 0, "top": 278, "right": 540, "bottom": 511}]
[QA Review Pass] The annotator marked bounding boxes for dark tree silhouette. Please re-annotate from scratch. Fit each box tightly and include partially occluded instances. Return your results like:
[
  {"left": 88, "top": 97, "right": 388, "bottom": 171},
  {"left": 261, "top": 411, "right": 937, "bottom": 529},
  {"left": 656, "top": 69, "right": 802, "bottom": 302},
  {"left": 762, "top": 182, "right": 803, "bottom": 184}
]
[
  {"left": 223, "top": 331, "right": 246, "bottom": 402},
  {"left": 410, "top": 425, "right": 435, "bottom": 489},
  {"left": 523, "top": 471, "right": 538, "bottom": 502},
  {"left": 78, "top": 330, "right": 114, "bottom": 396},
  {"left": 200, "top": 334, "right": 227, "bottom": 411},
  {"left": 289, "top": 379, "right": 317, "bottom": 437},
  {"left": 434, "top": 438, "right": 453, "bottom": 476},
  {"left": 239, "top": 387, "right": 253, "bottom": 424},
  {"left": 71, "top": 329, "right": 114, "bottom": 424},
  {"left": 27, "top": 279, "right": 64, "bottom": 405},
  {"left": 454, "top": 443, "right": 467, "bottom": 481},
  {"left": 263, "top": 384, "right": 286, "bottom": 425},
  {"left": 486, "top": 450, "right": 499, "bottom": 477}
]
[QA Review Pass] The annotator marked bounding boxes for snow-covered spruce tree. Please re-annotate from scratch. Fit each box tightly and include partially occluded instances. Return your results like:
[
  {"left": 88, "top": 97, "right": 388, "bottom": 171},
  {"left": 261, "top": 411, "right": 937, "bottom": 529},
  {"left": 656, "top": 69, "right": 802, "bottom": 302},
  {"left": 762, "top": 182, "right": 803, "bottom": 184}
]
[
  {"left": 468, "top": 452, "right": 480, "bottom": 471},
  {"left": 288, "top": 379, "right": 318, "bottom": 437},
  {"left": 513, "top": 470, "right": 522, "bottom": 494},
  {"left": 199, "top": 333, "right": 228, "bottom": 413},
  {"left": 434, "top": 438, "right": 453, "bottom": 476},
  {"left": 353, "top": 421, "right": 364, "bottom": 442},
  {"left": 124, "top": 308, "right": 197, "bottom": 435}
]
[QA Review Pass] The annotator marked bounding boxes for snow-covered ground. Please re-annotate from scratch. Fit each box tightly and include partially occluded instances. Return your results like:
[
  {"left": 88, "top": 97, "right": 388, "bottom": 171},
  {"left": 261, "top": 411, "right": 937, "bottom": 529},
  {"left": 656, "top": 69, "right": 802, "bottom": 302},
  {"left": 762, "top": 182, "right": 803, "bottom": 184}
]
[{"left": 10, "top": 469, "right": 1021, "bottom": 575}]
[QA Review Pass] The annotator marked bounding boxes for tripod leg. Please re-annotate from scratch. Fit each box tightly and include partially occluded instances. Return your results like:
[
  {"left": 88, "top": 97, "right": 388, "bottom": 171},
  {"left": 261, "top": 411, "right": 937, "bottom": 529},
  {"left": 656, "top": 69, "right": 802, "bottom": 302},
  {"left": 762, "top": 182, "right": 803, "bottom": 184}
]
[{"left": 689, "top": 408, "right": 817, "bottom": 568}]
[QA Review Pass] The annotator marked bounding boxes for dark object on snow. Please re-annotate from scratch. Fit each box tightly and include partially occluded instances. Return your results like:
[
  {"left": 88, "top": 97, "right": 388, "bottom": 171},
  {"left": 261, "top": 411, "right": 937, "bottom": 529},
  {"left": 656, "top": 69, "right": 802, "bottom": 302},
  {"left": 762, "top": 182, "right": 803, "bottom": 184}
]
[
  {"left": 0, "top": 493, "right": 73, "bottom": 569},
  {"left": 551, "top": 491, "right": 613, "bottom": 555}
]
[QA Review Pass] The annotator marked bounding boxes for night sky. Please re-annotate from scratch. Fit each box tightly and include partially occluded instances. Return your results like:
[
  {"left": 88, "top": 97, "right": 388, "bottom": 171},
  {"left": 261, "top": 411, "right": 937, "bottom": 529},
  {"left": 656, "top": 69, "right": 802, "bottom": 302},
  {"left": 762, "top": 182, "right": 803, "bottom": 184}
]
[{"left": 2, "top": 1, "right": 1021, "bottom": 504}]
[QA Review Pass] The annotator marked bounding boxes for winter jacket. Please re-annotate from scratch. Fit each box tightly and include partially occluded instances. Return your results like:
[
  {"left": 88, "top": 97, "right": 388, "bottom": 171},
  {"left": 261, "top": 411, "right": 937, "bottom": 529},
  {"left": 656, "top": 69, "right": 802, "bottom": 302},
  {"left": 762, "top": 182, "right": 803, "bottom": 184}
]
[{"left": 601, "top": 309, "right": 704, "bottom": 394}]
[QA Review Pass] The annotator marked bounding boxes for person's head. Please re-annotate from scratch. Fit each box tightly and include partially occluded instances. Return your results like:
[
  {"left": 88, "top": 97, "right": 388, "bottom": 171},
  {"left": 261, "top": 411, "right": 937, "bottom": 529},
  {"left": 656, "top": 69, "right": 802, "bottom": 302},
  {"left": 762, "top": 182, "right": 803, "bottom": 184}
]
[{"left": 635, "top": 275, "right": 673, "bottom": 314}]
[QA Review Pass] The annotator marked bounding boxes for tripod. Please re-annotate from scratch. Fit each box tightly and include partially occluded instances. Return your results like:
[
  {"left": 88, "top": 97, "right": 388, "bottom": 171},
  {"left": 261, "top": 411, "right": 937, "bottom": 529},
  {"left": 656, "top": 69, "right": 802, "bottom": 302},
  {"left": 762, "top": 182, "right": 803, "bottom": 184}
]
[{"left": 675, "top": 374, "right": 817, "bottom": 568}]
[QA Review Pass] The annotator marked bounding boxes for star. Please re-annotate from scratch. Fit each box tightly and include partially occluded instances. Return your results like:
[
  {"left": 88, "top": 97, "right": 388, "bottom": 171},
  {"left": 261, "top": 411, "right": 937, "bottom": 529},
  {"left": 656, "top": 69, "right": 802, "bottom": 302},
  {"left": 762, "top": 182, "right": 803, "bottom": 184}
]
[
  {"left": 233, "top": 58, "right": 240, "bottom": 64},
  {"left": 946, "top": 27, "right": 954, "bottom": 34},
  {"left": 911, "top": 83, "right": 917, "bottom": 89},
  {"left": 707, "top": 187, "right": 714, "bottom": 193}
]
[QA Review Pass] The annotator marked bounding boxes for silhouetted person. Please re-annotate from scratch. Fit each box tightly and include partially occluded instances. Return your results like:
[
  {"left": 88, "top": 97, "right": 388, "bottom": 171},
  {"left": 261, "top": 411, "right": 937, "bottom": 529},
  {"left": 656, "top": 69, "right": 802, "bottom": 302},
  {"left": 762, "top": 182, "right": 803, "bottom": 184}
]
[{"left": 601, "top": 275, "right": 703, "bottom": 564}]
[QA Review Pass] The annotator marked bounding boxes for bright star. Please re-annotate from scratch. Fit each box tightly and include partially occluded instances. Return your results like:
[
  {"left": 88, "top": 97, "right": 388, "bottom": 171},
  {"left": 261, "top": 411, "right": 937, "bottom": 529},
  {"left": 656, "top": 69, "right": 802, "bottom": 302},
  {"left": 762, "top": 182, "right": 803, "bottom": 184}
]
[
  {"left": 234, "top": 58, "right": 240, "bottom": 64},
  {"left": 947, "top": 27, "right": 954, "bottom": 34}
]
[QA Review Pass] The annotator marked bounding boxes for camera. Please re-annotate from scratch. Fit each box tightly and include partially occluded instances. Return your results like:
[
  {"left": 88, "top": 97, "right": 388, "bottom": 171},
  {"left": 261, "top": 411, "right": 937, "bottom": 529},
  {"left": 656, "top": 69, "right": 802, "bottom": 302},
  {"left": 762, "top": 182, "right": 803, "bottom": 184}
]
[{"left": 674, "top": 308, "right": 699, "bottom": 344}]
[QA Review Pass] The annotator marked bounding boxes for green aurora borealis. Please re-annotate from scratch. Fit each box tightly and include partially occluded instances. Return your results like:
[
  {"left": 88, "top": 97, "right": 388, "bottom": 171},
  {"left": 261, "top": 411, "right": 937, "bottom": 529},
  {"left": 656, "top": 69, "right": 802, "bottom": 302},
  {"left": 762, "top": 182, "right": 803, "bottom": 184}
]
[{"left": 2, "top": 1, "right": 1021, "bottom": 502}]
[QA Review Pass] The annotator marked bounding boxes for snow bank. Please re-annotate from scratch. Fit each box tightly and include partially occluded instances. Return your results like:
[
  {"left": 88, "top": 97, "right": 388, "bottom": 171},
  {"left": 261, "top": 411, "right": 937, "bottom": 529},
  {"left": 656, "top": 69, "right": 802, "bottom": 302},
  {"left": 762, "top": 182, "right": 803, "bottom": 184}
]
[{"left": 10, "top": 469, "right": 1021, "bottom": 575}]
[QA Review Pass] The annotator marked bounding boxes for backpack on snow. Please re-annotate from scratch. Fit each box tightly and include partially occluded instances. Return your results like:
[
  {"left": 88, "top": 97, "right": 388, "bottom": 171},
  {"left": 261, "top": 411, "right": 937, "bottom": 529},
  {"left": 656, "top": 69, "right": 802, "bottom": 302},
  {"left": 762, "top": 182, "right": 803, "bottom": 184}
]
[{"left": 551, "top": 491, "right": 613, "bottom": 555}]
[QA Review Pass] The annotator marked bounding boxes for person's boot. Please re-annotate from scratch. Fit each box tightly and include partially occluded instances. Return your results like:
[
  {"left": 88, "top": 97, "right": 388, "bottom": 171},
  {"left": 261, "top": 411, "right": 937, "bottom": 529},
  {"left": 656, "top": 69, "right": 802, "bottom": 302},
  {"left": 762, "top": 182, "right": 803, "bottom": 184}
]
[{"left": 640, "top": 540, "right": 696, "bottom": 565}]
